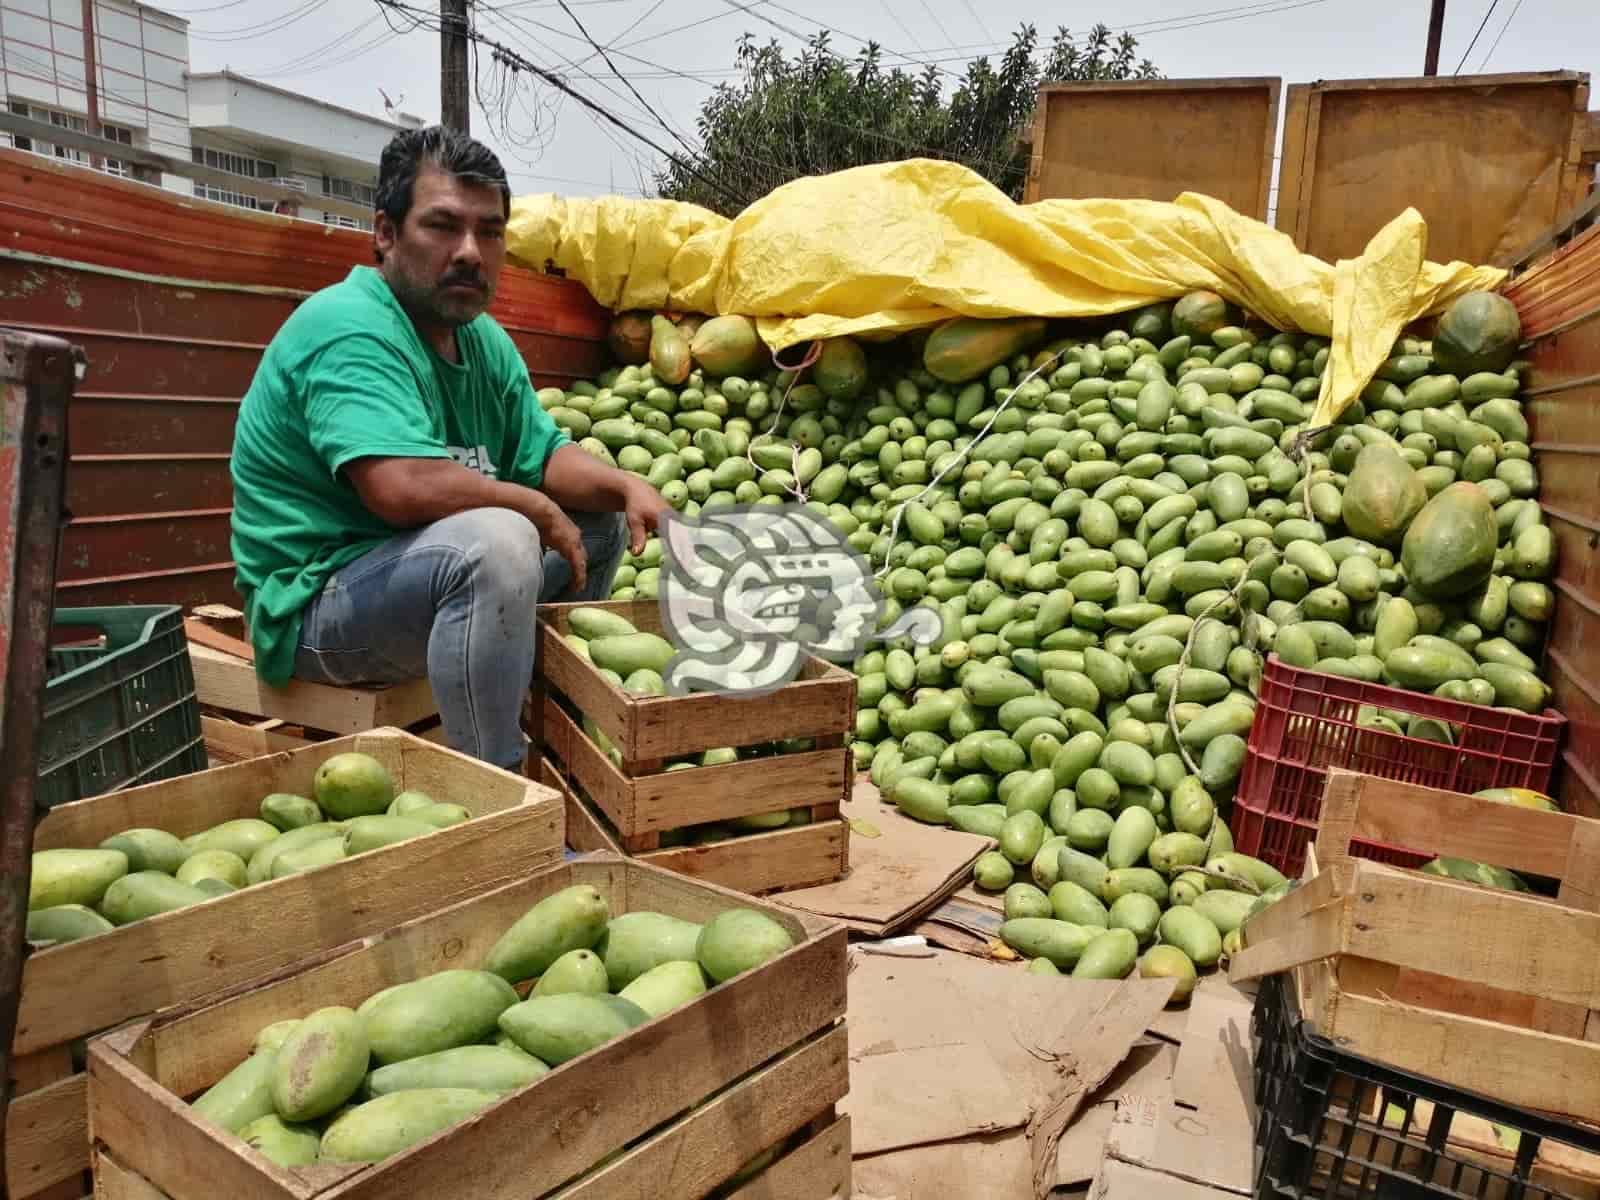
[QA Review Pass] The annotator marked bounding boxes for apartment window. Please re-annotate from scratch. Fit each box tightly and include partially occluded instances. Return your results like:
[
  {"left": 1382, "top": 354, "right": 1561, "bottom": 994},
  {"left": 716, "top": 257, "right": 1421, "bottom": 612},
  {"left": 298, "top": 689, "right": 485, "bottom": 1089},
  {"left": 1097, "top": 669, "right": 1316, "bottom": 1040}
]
[
  {"left": 5, "top": 100, "right": 134, "bottom": 176},
  {"left": 195, "top": 182, "right": 262, "bottom": 211},
  {"left": 323, "top": 212, "right": 369, "bottom": 231},
  {"left": 192, "top": 144, "right": 278, "bottom": 180},
  {"left": 322, "top": 174, "right": 375, "bottom": 206}
]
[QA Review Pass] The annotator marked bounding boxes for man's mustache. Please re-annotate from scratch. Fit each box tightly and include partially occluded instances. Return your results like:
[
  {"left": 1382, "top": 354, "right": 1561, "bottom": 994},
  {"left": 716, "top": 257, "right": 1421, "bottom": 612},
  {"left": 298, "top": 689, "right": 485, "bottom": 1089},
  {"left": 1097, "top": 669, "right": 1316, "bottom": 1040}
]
[{"left": 440, "top": 272, "right": 487, "bottom": 291}]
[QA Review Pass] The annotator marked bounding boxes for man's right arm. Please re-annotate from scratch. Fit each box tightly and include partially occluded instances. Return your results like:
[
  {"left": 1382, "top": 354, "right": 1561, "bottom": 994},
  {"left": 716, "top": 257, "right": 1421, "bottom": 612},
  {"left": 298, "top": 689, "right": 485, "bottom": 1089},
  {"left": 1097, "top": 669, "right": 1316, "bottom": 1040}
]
[
  {"left": 342, "top": 457, "right": 587, "bottom": 591},
  {"left": 301, "top": 335, "right": 586, "bottom": 588}
]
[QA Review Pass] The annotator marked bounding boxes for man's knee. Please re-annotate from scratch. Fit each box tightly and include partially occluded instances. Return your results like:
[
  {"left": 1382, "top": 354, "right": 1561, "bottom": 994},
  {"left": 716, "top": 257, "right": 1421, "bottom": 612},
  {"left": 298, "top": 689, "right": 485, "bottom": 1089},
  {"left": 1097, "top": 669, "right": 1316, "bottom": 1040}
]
[{"left": 439, "top": 507, "right": 543, "bottom": 599}]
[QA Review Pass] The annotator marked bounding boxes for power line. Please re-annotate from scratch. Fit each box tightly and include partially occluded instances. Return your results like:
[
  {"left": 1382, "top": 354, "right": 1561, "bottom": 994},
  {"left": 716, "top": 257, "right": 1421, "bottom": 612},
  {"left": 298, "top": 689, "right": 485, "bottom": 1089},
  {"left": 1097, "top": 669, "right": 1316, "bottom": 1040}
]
[
  {"left": 187, "top": 0, "right": 330, "bottom": 41},
  {"left": 958, "top": 0, "right": 992, "bottom": 42},
  {"left": 913, "top": 0, "right": 956, "bottom": 49},
  {"left": 376, "top": 0, "right": 745, "bottom": 205},
  {"left": 554, "top": 0, "right": 701, "bottom": 160},
  {"left": 877, "top": 0, "right": 926, "bottom": 52},
  {"left": 1454, "top": 0, "right": 1501, "bottom": 73},
  {"left": 564, "top": 0, "right": 666, "bottom": 73},
  {"left": 1477, "top": 0, "right": 1526, "bottom": 69}
]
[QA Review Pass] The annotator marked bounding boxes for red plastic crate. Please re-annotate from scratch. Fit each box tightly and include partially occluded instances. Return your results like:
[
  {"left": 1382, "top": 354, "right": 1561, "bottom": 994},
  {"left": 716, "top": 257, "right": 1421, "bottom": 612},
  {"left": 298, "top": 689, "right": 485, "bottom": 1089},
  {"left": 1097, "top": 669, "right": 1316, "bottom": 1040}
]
[{"left": 1230, "top": 655, "right": 1566, "bottom": 877}]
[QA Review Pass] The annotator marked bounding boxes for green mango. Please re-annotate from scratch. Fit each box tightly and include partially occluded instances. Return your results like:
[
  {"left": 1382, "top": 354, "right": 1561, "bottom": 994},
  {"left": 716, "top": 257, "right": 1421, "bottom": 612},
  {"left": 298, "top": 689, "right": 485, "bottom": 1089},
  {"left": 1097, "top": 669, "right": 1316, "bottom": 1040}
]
[
  {"left": 366, "top": 1045, "right": 549, "bottom": 1098},
  {"left": 485, "top": 884, "right": 612, "bottom": 984},
  {"left": 497, "top": 994, "right": 650, "bottom": 1065},
  {"left": 320, "top": 1089, "right": 501, "bottom": 1163},
  {"left": 272, "top": 1006, "right": 371, "bottom": 1122},
  {"left": 28, "top": 848, "right": 128, "bottom": 911},
  {"left": 696, "top": 908, "right": 796, "bottom": 982}
]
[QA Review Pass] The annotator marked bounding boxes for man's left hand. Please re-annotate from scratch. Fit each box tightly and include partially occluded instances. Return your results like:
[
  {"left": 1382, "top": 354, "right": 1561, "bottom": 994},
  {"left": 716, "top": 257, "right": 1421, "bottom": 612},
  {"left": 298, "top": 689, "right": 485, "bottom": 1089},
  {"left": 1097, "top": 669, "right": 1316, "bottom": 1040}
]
[{"left": 622, "top": 476, "right": 674, "bottom": 556}]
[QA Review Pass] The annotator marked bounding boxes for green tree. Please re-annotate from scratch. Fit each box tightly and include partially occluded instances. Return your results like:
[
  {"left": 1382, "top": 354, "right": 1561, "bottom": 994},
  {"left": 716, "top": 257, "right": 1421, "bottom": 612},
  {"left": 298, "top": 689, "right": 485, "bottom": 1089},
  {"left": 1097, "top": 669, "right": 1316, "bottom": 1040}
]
[{"left": 656, "top": 24, "right": 1160, "bottom": 215}]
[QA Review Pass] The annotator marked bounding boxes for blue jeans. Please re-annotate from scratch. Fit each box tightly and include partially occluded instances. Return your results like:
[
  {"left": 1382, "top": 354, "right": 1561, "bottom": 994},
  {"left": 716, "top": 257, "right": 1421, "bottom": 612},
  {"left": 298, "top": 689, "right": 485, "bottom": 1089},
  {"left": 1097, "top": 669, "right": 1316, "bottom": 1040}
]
[{"left": 293, "top": 506, "right": 627, "bottom": 769}]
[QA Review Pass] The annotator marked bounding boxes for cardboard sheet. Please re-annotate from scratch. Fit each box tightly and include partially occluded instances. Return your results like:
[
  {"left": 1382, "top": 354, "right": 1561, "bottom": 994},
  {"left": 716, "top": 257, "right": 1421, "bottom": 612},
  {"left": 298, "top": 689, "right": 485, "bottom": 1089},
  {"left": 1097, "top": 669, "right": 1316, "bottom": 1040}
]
[
  {"left": 844, "top": 949, "right": 1178, "bottom": 1200},
  {"left": 777, "top": 783, "right": 991, "bottom": 937},
  {"left": 1098, "top": 977, "right": 1258, "bottom": 1197}
]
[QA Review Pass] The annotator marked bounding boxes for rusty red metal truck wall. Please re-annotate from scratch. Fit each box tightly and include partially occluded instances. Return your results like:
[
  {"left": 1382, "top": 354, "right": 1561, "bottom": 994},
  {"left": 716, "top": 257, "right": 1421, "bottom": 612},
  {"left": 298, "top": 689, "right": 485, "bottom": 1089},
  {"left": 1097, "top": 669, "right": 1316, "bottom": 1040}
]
[
  {"left": 1504, "top": 193, "right": 1600, "bottom": 817},
  {"left": 0, "top": 149, "right": 610, "bottom": 613}
]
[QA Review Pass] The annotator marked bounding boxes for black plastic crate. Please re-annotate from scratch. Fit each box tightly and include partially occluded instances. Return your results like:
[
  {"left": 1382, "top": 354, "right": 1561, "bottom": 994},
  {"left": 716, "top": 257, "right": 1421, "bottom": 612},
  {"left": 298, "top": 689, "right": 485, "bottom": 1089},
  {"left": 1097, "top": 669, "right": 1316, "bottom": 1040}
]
[
  {"left": 39, "top": 605, "right": 206, "bottom": 808},
  {"left": 1252, "top": 973, "right": 1600, "bottom": 1200}
]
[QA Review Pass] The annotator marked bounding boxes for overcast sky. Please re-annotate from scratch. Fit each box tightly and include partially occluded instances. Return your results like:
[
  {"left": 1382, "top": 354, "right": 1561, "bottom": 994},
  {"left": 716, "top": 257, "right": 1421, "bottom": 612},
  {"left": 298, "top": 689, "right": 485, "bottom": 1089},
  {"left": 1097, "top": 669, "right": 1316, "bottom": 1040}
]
[{"left": 181, "top": 0, "right": 1599, "bottom": 203}]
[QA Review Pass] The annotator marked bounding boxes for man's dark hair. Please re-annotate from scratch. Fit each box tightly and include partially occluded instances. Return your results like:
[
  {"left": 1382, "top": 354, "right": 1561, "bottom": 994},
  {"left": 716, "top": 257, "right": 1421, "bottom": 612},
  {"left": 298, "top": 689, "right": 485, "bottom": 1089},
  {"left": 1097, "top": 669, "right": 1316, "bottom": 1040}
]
[{"left": 373, "top": 126, "right": 511, "bottom": 259}]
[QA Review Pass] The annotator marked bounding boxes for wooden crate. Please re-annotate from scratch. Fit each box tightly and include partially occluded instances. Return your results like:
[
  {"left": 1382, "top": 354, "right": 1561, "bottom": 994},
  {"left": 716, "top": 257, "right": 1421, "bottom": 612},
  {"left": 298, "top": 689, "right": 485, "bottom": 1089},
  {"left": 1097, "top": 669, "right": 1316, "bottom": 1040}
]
[
  {"left": 535, "top": 599, "right": 856, "bottom": 853},
  {"left": 86, "top": 856, "right": 850, "bottom": 1200},
  {"left": 1276, "top": 71, "right": 1592, "bottom": 266},
  {"left": 539, "top": 756, "right": 850, "bottom": 896},
  {"left": 6, "top": 729, "right": 562, "bottom": 1200},
  {"left": 1024, "top": 76, "right": 1281, "bottom": 219},
  {"left": 186, "top": 612, "right": 442, "bottom": 760},
  {"left": 1232, "top": 767, "right": 1600, "bottom": 1122}
]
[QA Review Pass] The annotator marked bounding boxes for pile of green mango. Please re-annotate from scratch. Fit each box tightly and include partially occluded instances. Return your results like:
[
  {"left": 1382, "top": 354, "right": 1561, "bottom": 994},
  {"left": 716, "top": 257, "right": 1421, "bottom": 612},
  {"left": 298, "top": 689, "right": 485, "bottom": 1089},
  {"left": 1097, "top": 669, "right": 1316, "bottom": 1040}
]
[
  {"left": 26, "top": 753, "right": 468, "bottom": 947},
  {"left": 550, "top": 291, "right": 1558, "bottom": 989},
  {"left": 558, "top": 605, "right": 823, "bottom": 845},
  {"left": 187, "top": 884, "right": 796, "bottom": 1168}
]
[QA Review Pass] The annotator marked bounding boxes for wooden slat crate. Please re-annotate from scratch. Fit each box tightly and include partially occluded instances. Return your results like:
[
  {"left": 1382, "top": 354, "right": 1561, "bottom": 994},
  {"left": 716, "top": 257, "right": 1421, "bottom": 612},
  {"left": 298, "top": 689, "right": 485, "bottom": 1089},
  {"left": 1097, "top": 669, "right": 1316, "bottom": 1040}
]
[
  {"left": 86, "top": 856, "right": 851, "bottom": 1200},
  {"left": 534, "top": 600, "right": 854, "bottom": 881},
  {"left": 1232, "top": 767, "right": 1600, "bottom": 1123},
  {"left": 538, "top": 756, "right": 849, "bottom": 896},
  {"left": 6, "top": 729, "right": 562, "bottom": 1200},
  {"left": 186, "top": 612, "right": 443, "bottom": 762}
]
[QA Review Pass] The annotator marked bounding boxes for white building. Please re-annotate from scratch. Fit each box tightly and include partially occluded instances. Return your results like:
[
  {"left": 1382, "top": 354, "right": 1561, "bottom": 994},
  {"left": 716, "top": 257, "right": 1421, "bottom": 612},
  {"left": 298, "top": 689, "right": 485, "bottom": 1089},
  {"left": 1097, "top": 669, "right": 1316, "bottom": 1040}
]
[
  {"left": 0, "top": 0, "right": 420, "bottom": 230},
  {"left": 189, "top": 71, "right": 422, "bottom": 229}
]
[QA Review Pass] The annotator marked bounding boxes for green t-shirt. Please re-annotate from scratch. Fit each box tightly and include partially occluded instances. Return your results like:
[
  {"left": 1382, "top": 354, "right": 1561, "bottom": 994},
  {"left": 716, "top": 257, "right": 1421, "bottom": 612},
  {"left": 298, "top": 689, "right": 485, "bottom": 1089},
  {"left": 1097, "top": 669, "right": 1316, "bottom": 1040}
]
[{"left": 230, "top": 265, "right": 569, "bottom": 685}]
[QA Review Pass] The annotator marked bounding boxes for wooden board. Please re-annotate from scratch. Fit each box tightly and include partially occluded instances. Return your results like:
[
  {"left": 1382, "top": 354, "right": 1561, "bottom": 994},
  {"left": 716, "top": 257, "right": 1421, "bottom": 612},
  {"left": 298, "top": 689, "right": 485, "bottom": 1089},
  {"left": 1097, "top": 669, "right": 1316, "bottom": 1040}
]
[
  {"left": 1232, "top": 769, "right": 1600, "bottom": 1122},
  {"left": 537, "top": 600, "right": 856, "bottom": 764},
  {"left": 542, "top": 756, "right": 849, "bottom": 895},
  {"left": 189, "top": 644, "right": 438, "bottom": 735},
  {"left": 86, "top": 857, "right": 848, "bottom": 1200},
  {"left": 200, "top": 714, "right": 446, "bottom": 765},
  {"left": 1275, "top": 71, "right": 1592, "bottom": 266},
  {"left": 1024, "top": 77, "right": 1280, "bottom": 219},
  {"left": 539, "top": 693, "right": 847, "bottom": 846},
  {"left": 1504, "top": 204, "right": 1600, "bottom": 818},
  {"left": 8, "top": 729, "right": 562, "bottom": 1200}
]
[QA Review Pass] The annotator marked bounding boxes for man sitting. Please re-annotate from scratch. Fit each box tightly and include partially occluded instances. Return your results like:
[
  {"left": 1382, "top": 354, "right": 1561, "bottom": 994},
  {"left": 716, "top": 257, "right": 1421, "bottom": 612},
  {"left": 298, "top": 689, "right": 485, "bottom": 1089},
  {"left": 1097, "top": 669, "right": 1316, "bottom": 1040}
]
[{"left": 230, "top": 126, "right": 670, "bottom": 771}]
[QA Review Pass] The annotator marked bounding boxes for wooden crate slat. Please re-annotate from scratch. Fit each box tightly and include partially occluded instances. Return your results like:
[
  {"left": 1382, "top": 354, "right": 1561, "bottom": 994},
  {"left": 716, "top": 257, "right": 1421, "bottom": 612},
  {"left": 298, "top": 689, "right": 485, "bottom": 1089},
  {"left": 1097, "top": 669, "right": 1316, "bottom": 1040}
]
[
  {"left": 86, "top": 858, "right": 847, "bottom": 1200},
  {"left": 1235, "top": 768, "right": 1600, "bottom": 1123},
  {"left": 538, "top": 600, "right": 856, "bottom": 762},
  {"left": 6, "top": 1073, "right": 87, "bottom": 1197},
  {"left": 189, "top": 644, "right": 437, "bottom": 734},
  {"left": 12, "top": 731, "right": 561, "bottom": 1200},
  {"left": 540, "top": 1028, "right": 846, "bottom": 1200},
  {"left": 720, "top": 1115, "right": 851, "bottom": 1200},
  {"left": 542, "top": 756, "right": 849, "bottom": 896},
  {"left": 542, "top": 694, "right": 844, "bottom": 833}
]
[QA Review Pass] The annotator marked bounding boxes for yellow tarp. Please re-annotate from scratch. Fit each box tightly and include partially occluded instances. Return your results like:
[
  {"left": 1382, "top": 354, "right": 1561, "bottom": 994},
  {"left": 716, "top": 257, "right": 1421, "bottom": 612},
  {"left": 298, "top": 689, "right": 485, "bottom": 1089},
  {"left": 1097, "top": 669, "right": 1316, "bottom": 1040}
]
[{"left": 506, "top": 158, "right": 1506, "bottom": 427}]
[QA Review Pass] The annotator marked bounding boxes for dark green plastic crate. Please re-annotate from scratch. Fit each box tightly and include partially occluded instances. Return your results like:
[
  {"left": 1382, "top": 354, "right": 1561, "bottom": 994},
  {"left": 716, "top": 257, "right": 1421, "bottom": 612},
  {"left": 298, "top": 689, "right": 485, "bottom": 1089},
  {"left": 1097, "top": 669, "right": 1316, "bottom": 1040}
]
[{"left": 39, "top": 606, "right": 206, "bottom": 808}]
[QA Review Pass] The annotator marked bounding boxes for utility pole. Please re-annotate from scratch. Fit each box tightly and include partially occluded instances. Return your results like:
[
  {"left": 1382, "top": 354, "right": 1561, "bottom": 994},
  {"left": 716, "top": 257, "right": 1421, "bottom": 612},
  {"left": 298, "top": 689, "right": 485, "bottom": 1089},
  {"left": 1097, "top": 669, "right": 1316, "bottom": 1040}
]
[
  {"left": 1424, "top": 0, "right": 1446, "bottom": 75},
  {"left": 440, "top": 0, "right": 470, "bottom": 134}
]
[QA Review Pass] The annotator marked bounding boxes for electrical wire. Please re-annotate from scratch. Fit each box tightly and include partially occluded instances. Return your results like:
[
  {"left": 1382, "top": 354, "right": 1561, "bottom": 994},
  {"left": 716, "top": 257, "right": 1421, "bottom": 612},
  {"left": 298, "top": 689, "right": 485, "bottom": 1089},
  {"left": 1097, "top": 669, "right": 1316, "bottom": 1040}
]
[
  {"left": 377, "top": 0, "right": 745, "bottom": 205},
  {"left": 1454, "top": 0, "right": 1502, "bottom": 73},
  {"left": 1477, "top": 0, "right": 1527, "bottom": 70},
  {"left": 877, "top": 0, "right": 926, "bottom": 52},
  {"left": 554, "top": 0, "right": 702, "bottom": 160},
  {"left": 187, "top": 0, "right": 331, "bottom": 42}
]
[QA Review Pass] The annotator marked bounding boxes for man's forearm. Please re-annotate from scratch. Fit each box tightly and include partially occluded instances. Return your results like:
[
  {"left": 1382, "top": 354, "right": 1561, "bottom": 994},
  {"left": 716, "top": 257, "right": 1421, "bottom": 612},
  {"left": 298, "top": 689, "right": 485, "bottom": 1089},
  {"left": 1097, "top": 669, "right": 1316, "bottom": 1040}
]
[
  {"left": 345, "top": 456, "right": 556, "bottom": 531},
  {"left": 539, "top": 443, "right": 634, "bottom": 511}
]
